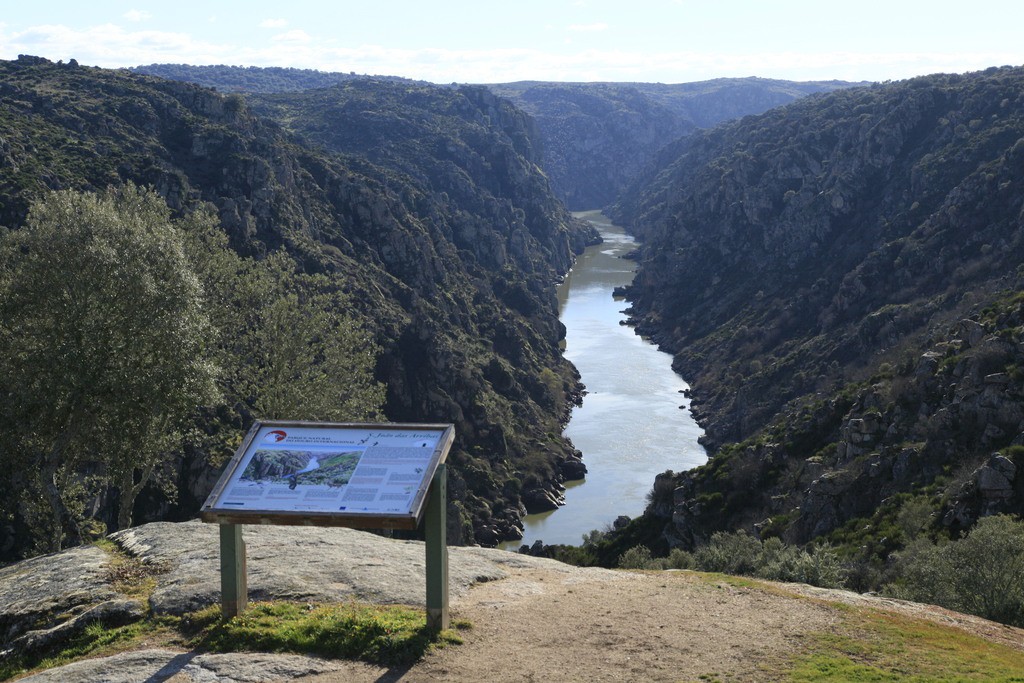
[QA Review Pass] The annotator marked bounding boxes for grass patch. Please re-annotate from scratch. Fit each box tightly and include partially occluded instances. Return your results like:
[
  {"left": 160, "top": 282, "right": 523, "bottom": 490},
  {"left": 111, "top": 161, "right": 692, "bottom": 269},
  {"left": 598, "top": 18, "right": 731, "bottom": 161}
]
[
  {"left": 685, "top": 570, "right": 785, "bottom": 593},
  {"left": 0, "top": 619, "right": 176, "bottom": 681},
  {"left": 183, "top": 601, "right": 464, "bottom": 667},
  {"left": 785, "top": 609, "right": 1024, "bottom": 682},
  {"left": 1, "top": 602, "right": 464, "bottom": 681}
]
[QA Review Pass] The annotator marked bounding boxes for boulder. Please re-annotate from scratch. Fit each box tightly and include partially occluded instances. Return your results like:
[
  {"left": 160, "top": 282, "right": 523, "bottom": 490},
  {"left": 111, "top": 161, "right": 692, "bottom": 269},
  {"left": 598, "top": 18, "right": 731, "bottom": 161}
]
[
  {"left": 14, "top": 648, "right": 353, "bottom": 683},
  {"left": 520, "top": 487, "right": 563, "bottom": 514},
  {"left": 0, "top": 544, "right": 116, "bottom": 646},
  {"left": 108, "top": 520, "right": 537, "bottom": 616},
  {"left": 957, "top": 319, "right": 986, "bottom": 347},
  {"left": 557, "top": 454, "right": 588, "bottom": 481},
  {"left": 976, "top": 454, "right": 1017, "bottom": 504}
]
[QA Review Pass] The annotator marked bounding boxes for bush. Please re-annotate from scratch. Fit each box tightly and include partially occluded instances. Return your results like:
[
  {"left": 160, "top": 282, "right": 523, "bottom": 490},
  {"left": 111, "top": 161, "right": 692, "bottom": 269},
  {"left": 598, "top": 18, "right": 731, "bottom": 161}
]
[
  {"left": 664, "top": 548, "right": 695, "bottom": 570},
  {"left": 615, "top": 531, "right": 845, "bottom": 588},
  {"left": 693, "top": 531, "right": 762, "bottom": 574},
  {"left": 887, "top": 514, "right": 1024, "bottom": 626},
  {"left": 618, "top": 545, "right": 655, "bottom": 569},
  {"left": 788, "top": 544, "right": 847, "bottom": 588}
]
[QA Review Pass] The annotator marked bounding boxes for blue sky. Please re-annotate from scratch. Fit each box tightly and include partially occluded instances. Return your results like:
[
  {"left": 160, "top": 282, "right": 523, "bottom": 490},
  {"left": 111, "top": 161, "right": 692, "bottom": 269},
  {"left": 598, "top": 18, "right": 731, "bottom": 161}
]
[{"left": 1, "top": 1, "right": 1022, "bottom": 84}]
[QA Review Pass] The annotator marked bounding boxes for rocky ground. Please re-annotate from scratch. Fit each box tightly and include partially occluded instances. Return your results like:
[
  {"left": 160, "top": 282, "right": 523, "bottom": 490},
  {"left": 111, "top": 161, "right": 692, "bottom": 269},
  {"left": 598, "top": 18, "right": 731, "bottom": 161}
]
[{"left": 2, "top": 521, "right": 1022, "bottom": 682}]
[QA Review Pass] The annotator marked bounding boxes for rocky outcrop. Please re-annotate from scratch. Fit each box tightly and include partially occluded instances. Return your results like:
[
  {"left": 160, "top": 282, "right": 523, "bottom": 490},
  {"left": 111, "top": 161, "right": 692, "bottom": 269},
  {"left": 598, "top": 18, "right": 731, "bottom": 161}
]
[
  {"left": 521, "top": 485, "right": 565, "bottom": 514},
  {"left": 557, "top": 452, "right": 588, "bottom": 481},
  {"left": 945, "top": 454, "right": 1021, "bottom": 528},
  {"left": 0, "top": 545, "right": 117, "bottom": 647},
  {"left": 15, "top": 649, "right": 354, "bottom": 683},
  {"left": 0, "top": 520, "right": 571, "bottom": 660},
  {"left": 108, "top": 521, "right": 536, "bottom": 614}
]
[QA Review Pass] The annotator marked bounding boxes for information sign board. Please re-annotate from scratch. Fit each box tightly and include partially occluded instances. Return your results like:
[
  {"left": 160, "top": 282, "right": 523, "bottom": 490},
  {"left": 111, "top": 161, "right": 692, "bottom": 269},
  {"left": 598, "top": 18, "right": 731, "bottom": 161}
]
[{"left": 201, "top": 421, "right": 454, "bottom": 529}]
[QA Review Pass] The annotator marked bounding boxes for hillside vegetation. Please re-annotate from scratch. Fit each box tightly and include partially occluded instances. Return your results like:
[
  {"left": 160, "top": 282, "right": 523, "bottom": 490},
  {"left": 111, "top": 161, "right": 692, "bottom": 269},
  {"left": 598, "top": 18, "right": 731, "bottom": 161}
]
[
  {"left": 607, "top": 66, "right": 1024, "bottom": 602},
  {"left": 0, "top": 55, "right": 595, "bottom": 558}
]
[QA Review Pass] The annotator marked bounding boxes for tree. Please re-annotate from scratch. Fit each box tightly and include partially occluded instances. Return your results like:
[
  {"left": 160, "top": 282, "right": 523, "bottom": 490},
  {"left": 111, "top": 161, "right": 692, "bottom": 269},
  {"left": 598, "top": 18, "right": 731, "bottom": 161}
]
[
  {"left": 241, "top": 277, "right": 386, "bottom": 422},
  {"left": 0, "top": 185, "right": 218, "bottom": 551},
  {"left": 178, "top": 219, "right": 386, "bottom": 425}
]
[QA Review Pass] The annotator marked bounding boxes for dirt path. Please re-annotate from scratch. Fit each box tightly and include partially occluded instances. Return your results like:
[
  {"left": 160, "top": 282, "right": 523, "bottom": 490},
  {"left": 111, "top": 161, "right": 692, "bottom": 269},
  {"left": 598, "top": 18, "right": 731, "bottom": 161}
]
[{"left": 301, "top": 565, "right": 843, "bottom": 683}]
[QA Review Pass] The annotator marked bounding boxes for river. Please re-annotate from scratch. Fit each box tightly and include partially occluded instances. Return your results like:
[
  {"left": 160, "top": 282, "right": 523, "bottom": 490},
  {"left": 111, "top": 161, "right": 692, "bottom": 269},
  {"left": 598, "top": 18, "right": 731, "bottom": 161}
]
[{"left": 505, "top": 210, "right": 707, "bottom": 548}]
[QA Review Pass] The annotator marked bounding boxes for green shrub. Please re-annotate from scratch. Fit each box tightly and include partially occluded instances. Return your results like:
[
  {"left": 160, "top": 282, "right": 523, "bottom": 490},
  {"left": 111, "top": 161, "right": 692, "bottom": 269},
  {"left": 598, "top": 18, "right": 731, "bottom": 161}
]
[
  {"left": 886, "top": 514, "right": 1024, "bottom": 626},
  {"left": 693, "top": 531, "right": 762, "bottom": 574},
  {"left": 618, "top": 545, "right": 655, "bottom": 569},
  {"left": 664, "top": 548, "right": 695, "bottom": 570},
  {"left": 615, "top": 531, "right": 847, "bottom": 588},
  {"left": 788, "top": 544, "right": 847, "bottom": 588}
]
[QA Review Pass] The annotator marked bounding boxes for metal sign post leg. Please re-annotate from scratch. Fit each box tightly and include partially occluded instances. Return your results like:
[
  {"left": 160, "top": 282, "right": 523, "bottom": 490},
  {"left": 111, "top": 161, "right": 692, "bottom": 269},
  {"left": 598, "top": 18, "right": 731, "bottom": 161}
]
[
  {"left": 424, "top": 463, "right": 449, "bottom": 632},
  {"left": 219, "top": 523, "right": 247, "bottom": 619}
]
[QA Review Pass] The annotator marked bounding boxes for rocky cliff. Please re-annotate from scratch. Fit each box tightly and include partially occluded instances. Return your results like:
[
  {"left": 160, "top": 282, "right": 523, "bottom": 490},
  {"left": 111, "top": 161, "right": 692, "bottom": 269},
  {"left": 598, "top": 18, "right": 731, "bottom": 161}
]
[
  {"left": 0, "top": 56, "right": 596, "bottom": 554},
  {"left": 612, "top": 67, "right": 1024, "bottom": 567}
]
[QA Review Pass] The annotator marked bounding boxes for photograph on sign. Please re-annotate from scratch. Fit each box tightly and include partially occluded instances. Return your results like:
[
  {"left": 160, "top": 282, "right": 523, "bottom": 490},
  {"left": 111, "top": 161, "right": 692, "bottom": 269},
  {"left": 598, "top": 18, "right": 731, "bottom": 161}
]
[{"left": 205, "top": 423, "right": 449, "bottom": 518}]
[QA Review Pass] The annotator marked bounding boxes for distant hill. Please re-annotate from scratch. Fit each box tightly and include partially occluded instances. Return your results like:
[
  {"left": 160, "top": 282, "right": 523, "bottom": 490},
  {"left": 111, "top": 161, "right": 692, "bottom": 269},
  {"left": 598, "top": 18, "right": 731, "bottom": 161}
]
[
  {"left": 128, "top": 65, "right": 862, "bottom": 210},
  {"left": 490, "top": 78, "right": 862, "bottom": 209},
  {"left": 130, "top": 63, "right": 419, "bottom": 92},
  {"left": 608, "top": 66, "right": 1024, "bottom": 572}
]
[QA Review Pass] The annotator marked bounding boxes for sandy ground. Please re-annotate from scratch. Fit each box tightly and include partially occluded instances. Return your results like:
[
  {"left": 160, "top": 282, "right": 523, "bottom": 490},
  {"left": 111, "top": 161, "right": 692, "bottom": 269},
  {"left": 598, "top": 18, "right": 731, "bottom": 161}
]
[{"left": 299, "top": 566, "right": 844, "bottom": 683}]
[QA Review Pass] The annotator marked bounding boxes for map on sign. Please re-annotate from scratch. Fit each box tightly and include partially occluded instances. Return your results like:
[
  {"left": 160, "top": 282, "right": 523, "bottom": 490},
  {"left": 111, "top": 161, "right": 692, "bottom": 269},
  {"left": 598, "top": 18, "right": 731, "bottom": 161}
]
[{"left": 202, "top": 422, "right": 452, "bottom": 523}]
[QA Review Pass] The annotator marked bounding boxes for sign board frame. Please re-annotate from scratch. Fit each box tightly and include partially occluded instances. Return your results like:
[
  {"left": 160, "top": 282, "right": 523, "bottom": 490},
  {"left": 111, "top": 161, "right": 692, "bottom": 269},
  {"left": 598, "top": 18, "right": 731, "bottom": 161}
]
[{"left": 200, "top": 420, "right": 455, "bottom": 530}]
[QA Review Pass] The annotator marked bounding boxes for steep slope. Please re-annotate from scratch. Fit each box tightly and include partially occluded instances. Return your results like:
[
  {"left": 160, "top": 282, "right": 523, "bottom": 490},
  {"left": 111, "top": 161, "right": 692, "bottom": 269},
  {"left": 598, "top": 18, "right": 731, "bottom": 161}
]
[
  {"left": 0, "top": 56, "right": 594, "bottom": 550},
  {"left": 486, "top": 82, "right": 697, "bottom": 210},
  {"left": 612, "top": 67, "right": 1024, "bottom": 561},
  {"left": 245, "top": 79, "right": 603, "bottom": 538},
  {"left": 246, "top": 80, "right": 592, "bottom": 277},
  {"left": 490, "top": 78, "right": 860, "bottom": 209}
]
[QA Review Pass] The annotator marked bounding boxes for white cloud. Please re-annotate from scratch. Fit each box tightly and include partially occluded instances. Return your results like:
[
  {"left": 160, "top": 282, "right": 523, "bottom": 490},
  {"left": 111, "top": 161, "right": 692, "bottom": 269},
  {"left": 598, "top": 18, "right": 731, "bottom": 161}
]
[
  {"left": 123, "top": 10, "right": 151, "bottom": 22},
  {"left": 271, "top": 29, "right": 313, "bottom": 44},
  {"left": 260, "top": 19, "right": 288, "bottom": 29},
  {"left": 0, "top": 23, "right": 1017, "bottom": 83},
  {"left": 567, "top": 22, "right": 608, "bottom": 32},
  {"left": 0, "top": 23, "right": 238, "bottom": 67}
]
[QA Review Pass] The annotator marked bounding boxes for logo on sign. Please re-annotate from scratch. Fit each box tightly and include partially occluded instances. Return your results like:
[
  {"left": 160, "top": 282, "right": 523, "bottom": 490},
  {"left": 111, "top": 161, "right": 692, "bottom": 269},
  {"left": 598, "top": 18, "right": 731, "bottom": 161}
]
[{"left": 264, "top": 430, "right": 287, "bottom": 443}]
